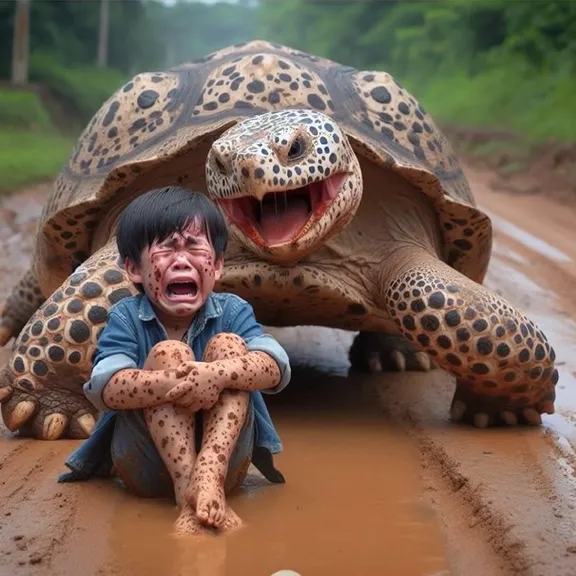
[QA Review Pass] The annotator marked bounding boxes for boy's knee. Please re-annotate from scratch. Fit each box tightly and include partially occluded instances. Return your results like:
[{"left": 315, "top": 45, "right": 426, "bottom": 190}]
[
  {"left": 203, "top": 333, "right": 248, "bottom": 362},
  {"left": 144, "top": 340, "right": 195, "bottom": 370}
]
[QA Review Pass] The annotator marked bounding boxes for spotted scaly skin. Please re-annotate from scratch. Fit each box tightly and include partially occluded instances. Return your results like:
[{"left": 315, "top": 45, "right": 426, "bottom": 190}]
[
  {"left": 206, "top": 110, "right": 559, "bottom": 427},
  {"left": 0, "top": 269, "right": 46, "bottom": 347},
  {"left": 383, "top": 252, "right": 557, "bottom": 426},
  {"left": 0, "top": 40, "right": 560, "bottom": 437}
]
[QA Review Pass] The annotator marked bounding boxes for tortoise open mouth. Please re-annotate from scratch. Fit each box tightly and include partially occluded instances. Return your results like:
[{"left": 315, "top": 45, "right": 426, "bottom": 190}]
[{"left": 217, "top": 172, "right": 346, "bottom": 247}]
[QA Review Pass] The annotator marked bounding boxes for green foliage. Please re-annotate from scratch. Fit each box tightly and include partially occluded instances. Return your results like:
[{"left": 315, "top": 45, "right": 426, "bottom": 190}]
[
  {"left": 144, "top": 0, "right": 259, "bottom": 66},
  {"left": 257, "top": 0, "right": 576, "bottom": 143},
  {"left": 0, "top": 88, "right": 72, "bottom": 193},
  {"left": 28, "top": 53, "right": 127, "bottom": 124},
  {"left": 0, "top": 0, "right": 259, "bottom": 192},
  {"left": 0, "top": 0, "right": 259, "bottom": 127},
  {"left": 0, "top": 89, "right": 53, "bottom": 131},
  {"left": 0, "top": 130, "right": 73, "bottom": 194},
  {"left": 413, "top": 66, "right": 576, "bottom": 143}
]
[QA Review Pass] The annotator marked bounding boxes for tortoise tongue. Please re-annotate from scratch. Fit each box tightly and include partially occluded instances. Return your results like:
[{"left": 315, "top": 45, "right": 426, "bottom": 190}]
[{"left": 259, "top": 196, "right": 310, "bottom": 245}]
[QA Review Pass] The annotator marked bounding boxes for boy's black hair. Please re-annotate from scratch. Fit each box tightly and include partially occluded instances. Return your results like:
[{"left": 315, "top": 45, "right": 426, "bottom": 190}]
[{"left": 116, "top": 186, "right": 228, "bottom": 266}]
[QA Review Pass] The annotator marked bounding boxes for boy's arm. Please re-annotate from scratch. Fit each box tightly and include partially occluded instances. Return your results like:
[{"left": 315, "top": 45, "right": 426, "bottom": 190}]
[
  {"left": 236, "top": 305, "right": 291, "bottom": 394},
  {"left": 165, "top": 300, "right": 290, "bottom": 403},
  {"left": 85, "top": 309, "right": 183, "bottom": 411}
]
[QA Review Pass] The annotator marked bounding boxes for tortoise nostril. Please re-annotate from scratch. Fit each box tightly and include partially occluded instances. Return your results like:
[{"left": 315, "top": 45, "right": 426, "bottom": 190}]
[{"left": 212, "top": 151, "right": 229, "bottom": 176}]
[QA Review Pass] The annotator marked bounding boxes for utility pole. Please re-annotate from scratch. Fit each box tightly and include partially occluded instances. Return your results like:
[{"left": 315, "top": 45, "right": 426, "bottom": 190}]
[
  {"left": 11, "top": 0, "right": 31, "bottom": 85},
  {"left": 97, "top": 0, "right": 109, "bottom": 68}
]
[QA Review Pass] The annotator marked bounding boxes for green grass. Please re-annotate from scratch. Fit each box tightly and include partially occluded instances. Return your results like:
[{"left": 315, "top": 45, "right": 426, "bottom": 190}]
[
  {"left": 0, "top": 131, "right": 74, "bottom": 194},
  {"left": 0, "top": 88, "right": 74, "bottom": 193},
  {"left": 0, "top": 89, "right": 54, "bottom": 132},
  {"left": 403, "top": 65, "right": 576, "bottom": 144},
  {"left": 29, "top": 53, "right": 127, "bottom": 125}
]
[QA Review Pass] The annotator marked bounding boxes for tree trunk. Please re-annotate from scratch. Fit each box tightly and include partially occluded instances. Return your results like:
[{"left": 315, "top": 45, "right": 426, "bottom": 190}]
[
  {"left": 97, "top": 0, "right": 109, "bottom": 68},
  {"left": 11, "top": 0, "right": 31, "bottom": 86}
]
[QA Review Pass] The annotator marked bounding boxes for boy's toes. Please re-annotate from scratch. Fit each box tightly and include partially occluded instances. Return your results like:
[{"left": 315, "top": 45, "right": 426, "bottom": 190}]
[
  {"left": 223, "top": 507, "right": 243, "bottom": 532},
  {"left": 174, "top": 505, "right": 212, "bottom": 536}
]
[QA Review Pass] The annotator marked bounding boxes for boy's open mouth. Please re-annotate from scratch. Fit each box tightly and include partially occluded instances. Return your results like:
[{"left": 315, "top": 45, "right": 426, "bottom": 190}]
[{"left": 166, "top": 280, "right": 198, "bottom": 300}]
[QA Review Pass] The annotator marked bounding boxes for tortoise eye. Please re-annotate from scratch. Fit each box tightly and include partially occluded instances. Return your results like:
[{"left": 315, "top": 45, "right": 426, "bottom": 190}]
[{"left": 288, "top": 137, "right": 305, "bottom": 160}]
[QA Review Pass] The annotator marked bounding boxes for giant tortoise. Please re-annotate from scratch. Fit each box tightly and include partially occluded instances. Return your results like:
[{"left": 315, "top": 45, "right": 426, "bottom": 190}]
[{"left": 0, "top": 40, "right": 558, "bottom": 440}]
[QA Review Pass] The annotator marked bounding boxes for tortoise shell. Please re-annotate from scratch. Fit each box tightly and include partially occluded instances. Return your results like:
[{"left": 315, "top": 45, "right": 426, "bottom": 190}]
[{"left": 34, "top": 40, "right": 491, "bottom": 296}]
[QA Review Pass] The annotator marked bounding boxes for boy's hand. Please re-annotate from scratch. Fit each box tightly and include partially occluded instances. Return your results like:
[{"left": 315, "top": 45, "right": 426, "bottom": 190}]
[
  {"left": 173, "top": 361, "right": 197, "bottom": 379},
  {"left": 165, "top": 361, "right": 222, "bottom": 411}
]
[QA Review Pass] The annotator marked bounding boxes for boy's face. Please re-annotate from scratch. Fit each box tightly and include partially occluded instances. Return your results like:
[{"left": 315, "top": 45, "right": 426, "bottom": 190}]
[{"left": 125, "top": 219, "right": 223, "bottom": 322}]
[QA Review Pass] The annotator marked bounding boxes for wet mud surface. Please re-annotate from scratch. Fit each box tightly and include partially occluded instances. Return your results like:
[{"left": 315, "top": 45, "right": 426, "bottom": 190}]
[{"left": 1, "top": 167, "right": 576, "bottom": 575}]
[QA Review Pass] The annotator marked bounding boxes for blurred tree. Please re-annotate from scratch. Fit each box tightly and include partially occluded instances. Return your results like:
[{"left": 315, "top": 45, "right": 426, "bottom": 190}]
[
  {"left": 97, "top": 0, "right": 109, "bottom": 68},
  {"left": 10, "top": 0, "right": 30, "bottom": 84}
]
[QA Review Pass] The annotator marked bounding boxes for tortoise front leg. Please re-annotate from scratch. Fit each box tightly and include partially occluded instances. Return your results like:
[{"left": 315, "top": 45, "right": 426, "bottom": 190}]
[
  {"left": 382, "top": 249, "right": 558, "bottom": 427},
  {"left": 0, "top": 239, "right": 137, "bottom": 439}
]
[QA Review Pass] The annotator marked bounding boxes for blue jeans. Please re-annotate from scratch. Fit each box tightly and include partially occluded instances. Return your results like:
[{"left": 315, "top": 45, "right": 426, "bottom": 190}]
[{"left": 58, "top": 395, "right": 264, "bottom": 498}]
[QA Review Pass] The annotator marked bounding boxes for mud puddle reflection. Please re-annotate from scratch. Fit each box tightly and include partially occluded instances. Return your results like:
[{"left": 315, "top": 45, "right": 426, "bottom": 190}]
[{"left": 104, "top": 359, "right": 452, "bottom": 576}]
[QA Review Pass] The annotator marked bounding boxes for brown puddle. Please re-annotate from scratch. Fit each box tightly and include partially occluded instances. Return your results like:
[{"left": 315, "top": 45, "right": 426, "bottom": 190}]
[{"left": 74, "top": 359, "right": 451, "bottom": 576}]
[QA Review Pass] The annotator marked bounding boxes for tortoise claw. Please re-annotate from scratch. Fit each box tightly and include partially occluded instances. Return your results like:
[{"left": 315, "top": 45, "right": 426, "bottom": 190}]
[
  {"left": 4, "top": 399, "right": 37, "bottom": 431},
  {"left": 390, "top": 350, "right": 406, "bottom": 372},
  {"left": 523, "top": 408, "right": 542, "bottom": 426},
  {"left": 473, "top": 412, "right": 490, "bottom": 428},
  {"left": 349, "top": 331, "right": 434, "bottom": 374},
  {"left": 540, "top": 401, "right": 555, "bottom": 415},
  {"left": 0, "top": 385, "right": 13, "bottom": 403},
  {"left": 450, "top": 382, "right": 552, "bottom": 428},
  {"left": 501, "top": 411, "right": 518, "bottom": 426},
  {"left": 0, "top": 322, "right": 13, "bottom": 347},
  {"left": 42, "top": 413, "right": 69, "bottom": 440},
  {"left": 414, "top": 351, "right": 432, "bottom": 372},
  {"left": 367, "top": 353, "right": 383, "bottom": 373},
  {"left": 77, "top": 413, "right": 96, "bottom": 436},
  {"left": 450, "top": 400, "right": 466, "bottom": 422}
]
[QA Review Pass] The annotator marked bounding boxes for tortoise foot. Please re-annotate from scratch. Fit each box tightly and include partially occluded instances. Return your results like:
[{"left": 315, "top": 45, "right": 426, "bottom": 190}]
[
  {"left": 349, "top": 331, "right": 434, "bottom": 373},
  {"left": 449, "top": 379, "right": 555, "bottom": 428},
  {"left": 0, "top": 367, "right": 96, "bottom": 439}
]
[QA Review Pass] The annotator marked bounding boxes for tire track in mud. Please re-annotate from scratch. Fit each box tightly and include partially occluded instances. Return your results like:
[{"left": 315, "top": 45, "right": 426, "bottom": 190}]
[
  {"left": 0, "top": 431, "right": 120, "bottom": 576},
  {"left": 0, "top": 433, "right": 81, "bottom": 572},
  {"left": 374, "top": 368, "right": 576, "bottom": 576}
]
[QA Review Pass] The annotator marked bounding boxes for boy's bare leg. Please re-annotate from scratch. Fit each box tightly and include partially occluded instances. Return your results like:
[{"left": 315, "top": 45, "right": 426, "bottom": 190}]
[
  {"left": 186, "top": 333, "right": 251, "bottom": 531},
  {"left": 142, "top": 340, "right": 206, "bottom": 535}
]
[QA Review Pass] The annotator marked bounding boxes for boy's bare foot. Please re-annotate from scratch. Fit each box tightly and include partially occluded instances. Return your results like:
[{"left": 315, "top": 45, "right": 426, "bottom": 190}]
[
  {"left": 187, "top": 467, "right": 244, "bottom": 530},
  {"left": 222, "top": 506, "right": 243, "bottom": 532},
  {"left": 173, "top": 503, "right": 214, "bottom": 536}
]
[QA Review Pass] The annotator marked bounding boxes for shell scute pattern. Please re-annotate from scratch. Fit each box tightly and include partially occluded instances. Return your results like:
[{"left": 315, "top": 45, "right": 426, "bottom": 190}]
[
  {"left": 68, "top": 71, "right": 183, "bottom": 181},
  {"left": 190, "top": 52, "right": 334, "bottom": 120},
  {"left": 348, "top": 71, "right": 472, "bottom": 203},
  {"left": 35, "top": 39, "right": 488, "bottom": 294},
  {"left": 439, "top": 200, "right": 492, "bottom": 282}
]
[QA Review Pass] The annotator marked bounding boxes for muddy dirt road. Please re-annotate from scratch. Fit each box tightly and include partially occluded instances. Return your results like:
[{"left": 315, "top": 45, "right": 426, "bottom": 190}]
[{"left": 1, "top": 166, "right": 576, "bottom": 576}]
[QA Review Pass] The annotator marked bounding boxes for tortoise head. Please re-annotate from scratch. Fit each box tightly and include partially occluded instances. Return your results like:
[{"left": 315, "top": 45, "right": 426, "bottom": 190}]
[{"left": 205, "top": 109, "right": 362, "bottom": 265}]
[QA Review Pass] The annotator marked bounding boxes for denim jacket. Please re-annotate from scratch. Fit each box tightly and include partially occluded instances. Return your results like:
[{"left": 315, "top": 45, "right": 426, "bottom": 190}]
[{"left": 59, "top": 291, "right": 291, "bottom": 483}]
